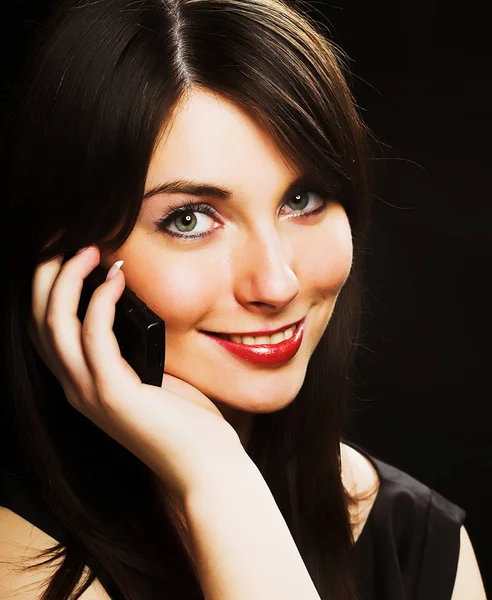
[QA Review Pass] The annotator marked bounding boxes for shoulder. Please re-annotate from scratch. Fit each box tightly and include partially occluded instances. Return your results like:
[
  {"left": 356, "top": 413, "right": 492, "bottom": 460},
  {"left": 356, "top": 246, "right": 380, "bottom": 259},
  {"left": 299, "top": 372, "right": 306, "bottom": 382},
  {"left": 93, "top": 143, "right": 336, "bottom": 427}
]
[
  {"left": 451, "top": 525, "right": 487, "bottom": 600},
  {"left": 0, "top": 506, "right": 109, "bottom": 599},
  {"left": 343, "top": 443, "right": 466, "bottom": 534},
  {"left": 342, "top": 443, "right": 486, "bottom": 600}
]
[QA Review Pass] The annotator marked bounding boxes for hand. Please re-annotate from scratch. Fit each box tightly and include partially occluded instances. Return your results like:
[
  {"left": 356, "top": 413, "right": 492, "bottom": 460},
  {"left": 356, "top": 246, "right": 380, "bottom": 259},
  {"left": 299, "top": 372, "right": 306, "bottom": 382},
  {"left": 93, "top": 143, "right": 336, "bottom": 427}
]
[{"left": 29, "top": 246, "right": 243, "bottom": 500}]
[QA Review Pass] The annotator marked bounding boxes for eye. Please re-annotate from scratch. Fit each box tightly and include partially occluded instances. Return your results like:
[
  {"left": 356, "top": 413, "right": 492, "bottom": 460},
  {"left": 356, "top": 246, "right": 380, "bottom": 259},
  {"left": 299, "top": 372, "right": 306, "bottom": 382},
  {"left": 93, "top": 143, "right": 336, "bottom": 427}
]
[
  {"left": 153, "top": 187, "right": 331, "bottom": 240},
  {"left": 153, "top": 199, "right": 220, "bottom": 239},
  {"left": 281, "top": 189, "right": 326, "bottom": 217},
  {"left": 165, "top": 207, "right": 217, "bottom": 237}
]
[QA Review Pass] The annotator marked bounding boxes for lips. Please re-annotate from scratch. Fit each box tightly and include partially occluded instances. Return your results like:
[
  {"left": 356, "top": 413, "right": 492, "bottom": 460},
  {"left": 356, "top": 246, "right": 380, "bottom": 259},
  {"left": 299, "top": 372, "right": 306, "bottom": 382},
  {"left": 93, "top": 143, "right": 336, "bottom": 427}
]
[
  {"left": 203, "top": 318, "right": 302, "bottom": 339},
  {"left": 203, "top": 317, "right": 305, "bottom": 367},
  {"left": 206, "top": 321, "right": 300, "bottom": 339}
]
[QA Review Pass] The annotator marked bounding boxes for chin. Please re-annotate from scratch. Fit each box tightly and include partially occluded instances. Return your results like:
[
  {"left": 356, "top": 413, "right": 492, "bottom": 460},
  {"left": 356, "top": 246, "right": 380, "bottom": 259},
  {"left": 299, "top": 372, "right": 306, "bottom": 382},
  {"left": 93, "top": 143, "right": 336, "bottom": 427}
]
[{"left": 212, "top": 369, "right": 306, "bottom": 415}]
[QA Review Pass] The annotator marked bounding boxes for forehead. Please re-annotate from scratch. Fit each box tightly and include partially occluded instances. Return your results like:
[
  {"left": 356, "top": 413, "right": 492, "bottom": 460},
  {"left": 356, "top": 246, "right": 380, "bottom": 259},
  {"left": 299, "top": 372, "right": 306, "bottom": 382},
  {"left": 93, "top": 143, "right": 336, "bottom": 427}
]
[{"left": 145, "top": 89, "right": 300, "bottom": 193}]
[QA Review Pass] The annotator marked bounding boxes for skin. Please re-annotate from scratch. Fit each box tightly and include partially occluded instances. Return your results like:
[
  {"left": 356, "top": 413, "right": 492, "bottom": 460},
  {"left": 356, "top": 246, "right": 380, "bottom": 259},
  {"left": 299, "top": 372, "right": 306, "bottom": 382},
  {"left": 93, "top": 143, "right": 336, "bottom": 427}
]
[
  {"left": 101, "top": 87, "right": 353, "bottom": 446},
  {"left": 15, "top": 90, "right": 486, "bottom": 600}
]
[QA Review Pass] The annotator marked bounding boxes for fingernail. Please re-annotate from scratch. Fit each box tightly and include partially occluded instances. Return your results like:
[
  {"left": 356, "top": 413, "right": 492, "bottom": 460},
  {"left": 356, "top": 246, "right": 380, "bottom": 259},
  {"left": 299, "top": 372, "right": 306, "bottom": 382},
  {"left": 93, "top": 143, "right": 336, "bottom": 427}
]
[
  {"left": 76, "top": 246, "right": 89, "bottom": 255},
  {"left": 106, "top": 260, "right": 124, "bottom": 282}
]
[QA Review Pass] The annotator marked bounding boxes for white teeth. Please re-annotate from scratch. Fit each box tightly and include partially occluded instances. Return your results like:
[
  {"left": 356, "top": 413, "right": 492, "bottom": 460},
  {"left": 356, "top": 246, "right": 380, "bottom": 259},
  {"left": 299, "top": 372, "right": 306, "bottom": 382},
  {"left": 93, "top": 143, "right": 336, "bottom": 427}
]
[
  {"left": 229, "top": 325, "right": 296, "bottom": 345},
  {"left": 284, "top": 326, "right": 295, "bottom": 340},
  {"left": 270, "top": 332, "right": 285, "bottom": 344}
]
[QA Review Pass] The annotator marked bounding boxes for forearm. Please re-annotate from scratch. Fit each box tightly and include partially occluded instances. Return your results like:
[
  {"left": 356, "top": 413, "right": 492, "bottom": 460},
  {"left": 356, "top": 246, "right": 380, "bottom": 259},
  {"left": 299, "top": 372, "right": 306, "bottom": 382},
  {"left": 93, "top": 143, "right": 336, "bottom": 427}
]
[{"left": 182, "top": 453, "right": 321, "bottom": 600}]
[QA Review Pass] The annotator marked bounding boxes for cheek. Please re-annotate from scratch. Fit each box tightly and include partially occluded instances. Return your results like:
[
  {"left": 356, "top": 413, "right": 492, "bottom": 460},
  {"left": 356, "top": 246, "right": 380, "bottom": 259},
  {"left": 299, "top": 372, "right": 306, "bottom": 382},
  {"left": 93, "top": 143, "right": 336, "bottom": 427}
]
[
  {"left": 302, "top": 212, "right": 353, "bottom": 294},
  {"left": 110, "top": 242, "right": 218, "bottom": 328}
]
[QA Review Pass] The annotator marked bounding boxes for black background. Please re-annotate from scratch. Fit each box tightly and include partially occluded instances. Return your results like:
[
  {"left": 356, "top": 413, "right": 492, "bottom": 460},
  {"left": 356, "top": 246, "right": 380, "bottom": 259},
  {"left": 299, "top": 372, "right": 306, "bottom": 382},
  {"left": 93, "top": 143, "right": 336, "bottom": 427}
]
[
  {"left": 319, "top": 0, "right": 491, "bottom": 593},
  {"left": 2, "top": 0, "right": 491, "bottom": 594}
]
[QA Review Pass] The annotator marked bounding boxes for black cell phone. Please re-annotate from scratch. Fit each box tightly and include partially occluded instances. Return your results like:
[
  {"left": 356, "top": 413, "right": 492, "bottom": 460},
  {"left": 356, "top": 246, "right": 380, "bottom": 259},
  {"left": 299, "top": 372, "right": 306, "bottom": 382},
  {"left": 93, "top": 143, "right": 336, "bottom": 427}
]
[{"left": 77, "top": 264, "right": 165, "bottom": 387}]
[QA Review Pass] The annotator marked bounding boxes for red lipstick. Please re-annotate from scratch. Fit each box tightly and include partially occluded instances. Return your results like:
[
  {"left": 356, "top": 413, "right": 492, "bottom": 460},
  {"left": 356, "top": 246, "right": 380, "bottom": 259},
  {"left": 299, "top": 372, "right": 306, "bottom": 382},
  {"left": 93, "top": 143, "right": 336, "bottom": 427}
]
[{"left": 204, "top": 318, "right": 305, "bottom": 367}]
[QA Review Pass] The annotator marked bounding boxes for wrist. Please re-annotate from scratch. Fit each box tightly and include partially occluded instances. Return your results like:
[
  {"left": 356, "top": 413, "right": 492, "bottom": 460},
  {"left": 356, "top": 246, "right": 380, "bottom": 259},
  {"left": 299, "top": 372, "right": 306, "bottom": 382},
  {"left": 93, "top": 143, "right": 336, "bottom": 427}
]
[
  {"left": 184, "top": 442, "right": 254, "bottom": 498},
  {"left": 161, "top": 438, "right": 251, "bottom": 509},
  {"left": 182, "top": 450, "right": 267, "bottom": 525}
]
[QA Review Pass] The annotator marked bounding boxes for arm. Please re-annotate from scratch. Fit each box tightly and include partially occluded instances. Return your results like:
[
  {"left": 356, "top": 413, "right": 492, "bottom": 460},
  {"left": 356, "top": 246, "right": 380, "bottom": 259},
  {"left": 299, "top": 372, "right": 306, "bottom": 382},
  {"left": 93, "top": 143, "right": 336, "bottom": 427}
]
[
  {"left": 0, "top": 458, "right": 321, "bottom": 600},
  {"left": 181, "top": 452, "right": 321, "bottom": 600},
  {"left": 0, "top": 455, "right": 321, "bottom": 600},
  {"left": 451, "top": 526, "right": 487, "bottom": 600}
]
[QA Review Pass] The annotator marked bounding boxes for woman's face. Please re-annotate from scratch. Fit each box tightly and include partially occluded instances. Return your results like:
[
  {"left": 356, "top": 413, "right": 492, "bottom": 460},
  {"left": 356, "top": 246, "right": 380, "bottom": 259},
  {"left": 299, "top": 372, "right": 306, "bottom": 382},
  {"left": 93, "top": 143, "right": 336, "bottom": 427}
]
[{"left": 101, "top": 88, "right": 353, "bottom": 443}]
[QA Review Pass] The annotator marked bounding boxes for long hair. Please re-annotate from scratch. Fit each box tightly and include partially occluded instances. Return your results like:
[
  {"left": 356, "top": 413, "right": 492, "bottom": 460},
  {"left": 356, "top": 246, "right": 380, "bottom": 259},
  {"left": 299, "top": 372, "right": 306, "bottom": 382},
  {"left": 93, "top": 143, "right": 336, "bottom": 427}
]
[{"left": 1, "top": 0, "right": 372, "bottom": 597}]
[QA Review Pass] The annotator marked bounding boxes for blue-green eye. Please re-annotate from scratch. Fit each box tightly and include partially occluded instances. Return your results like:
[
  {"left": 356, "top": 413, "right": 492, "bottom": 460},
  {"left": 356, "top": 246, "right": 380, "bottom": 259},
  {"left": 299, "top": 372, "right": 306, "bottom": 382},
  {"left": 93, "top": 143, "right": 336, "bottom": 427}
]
[
  {"left": 171, "top": 212, "right": 198, "bottom": 233},
  {"left": 154, "top": 199, "right": 218, "bottom": 239},
  {"left": 154, "top": 187, "right": 331, "bottom": 240},
  {"left": 282, "top": 190, "right": 321, "bottom": 214}
]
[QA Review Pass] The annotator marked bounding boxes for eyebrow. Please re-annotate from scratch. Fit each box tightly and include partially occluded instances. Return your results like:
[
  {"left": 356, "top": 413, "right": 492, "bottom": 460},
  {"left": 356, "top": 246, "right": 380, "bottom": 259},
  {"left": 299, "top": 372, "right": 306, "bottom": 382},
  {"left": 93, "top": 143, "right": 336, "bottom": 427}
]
[{"left": 142, "top": 173, "right": 316, "bottom": 203}]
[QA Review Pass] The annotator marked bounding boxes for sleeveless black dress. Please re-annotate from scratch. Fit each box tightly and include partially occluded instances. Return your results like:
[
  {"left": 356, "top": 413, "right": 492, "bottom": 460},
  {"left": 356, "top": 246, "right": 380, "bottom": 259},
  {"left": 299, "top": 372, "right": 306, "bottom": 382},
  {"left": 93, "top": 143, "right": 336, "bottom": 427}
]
[{"left": 0, "top": 442, "right": 466, "bottom": 599}]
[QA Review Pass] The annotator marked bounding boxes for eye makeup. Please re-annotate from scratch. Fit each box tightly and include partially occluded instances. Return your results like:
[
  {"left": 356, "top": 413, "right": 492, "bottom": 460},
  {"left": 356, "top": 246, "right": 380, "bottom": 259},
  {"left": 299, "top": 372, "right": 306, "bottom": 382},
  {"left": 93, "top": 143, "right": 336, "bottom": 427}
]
[{"left": 152, "top": 183, "right": 337, "bottom": 240}]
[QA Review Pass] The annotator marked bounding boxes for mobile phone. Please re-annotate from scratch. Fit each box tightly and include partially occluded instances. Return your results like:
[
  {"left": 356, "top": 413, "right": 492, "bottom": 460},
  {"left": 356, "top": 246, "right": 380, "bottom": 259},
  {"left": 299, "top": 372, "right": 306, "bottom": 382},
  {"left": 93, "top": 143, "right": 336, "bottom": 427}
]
[{"left": 77, "top": 264, "right": 165, "bottom": 387}]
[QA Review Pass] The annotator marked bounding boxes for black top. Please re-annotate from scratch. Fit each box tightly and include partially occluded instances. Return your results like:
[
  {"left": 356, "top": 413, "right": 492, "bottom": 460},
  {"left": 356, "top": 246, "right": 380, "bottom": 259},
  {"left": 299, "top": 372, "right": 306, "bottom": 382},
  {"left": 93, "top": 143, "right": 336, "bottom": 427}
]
[{"left": 0, "top": 443, "right": 466, "bottom": 599}]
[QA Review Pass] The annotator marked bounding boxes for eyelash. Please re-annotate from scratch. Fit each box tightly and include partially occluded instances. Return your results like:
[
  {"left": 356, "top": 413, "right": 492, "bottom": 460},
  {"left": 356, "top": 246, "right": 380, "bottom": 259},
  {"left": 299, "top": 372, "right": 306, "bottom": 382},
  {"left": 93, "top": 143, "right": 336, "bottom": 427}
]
[{"left": 153, "top": 186, "right": 334, "bottom": 240}]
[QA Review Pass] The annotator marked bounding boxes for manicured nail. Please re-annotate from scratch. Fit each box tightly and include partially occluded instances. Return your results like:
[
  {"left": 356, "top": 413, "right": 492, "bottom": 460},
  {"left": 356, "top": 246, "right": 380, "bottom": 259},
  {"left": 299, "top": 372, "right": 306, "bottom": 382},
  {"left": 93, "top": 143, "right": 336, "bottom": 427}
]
[{"left": 106, "top": 260, "right": 124, "bottom": 282}]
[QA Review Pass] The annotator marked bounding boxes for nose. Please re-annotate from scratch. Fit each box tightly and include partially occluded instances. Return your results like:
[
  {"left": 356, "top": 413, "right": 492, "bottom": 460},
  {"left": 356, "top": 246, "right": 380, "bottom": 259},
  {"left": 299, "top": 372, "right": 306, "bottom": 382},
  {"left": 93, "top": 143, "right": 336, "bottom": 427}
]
[{"left": 233, "top": 226, "right": 300, "bottom": 312}]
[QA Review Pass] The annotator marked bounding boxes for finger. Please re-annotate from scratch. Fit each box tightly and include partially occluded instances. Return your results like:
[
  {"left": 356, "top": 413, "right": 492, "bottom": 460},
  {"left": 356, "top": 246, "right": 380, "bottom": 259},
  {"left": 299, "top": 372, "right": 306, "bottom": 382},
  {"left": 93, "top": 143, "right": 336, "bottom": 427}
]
[
  {"left": 31, "top": 254, "right": 64, "bottom": 335},
  {"left": 31, "top": 254, "right": 69, "bottom": 380},
  {"left": 81, "top": 261, "right": 141, "bottom": 399},
  {"left": 45, "top": 246, "right": 101, "bottom": 403}
]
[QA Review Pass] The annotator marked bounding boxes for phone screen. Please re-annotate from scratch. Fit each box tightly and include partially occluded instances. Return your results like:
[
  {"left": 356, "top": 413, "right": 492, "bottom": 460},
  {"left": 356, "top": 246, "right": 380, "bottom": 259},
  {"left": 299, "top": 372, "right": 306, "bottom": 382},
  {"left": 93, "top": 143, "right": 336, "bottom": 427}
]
[{"left": 77, "top": 264, "right": 165, "bottom": 387}]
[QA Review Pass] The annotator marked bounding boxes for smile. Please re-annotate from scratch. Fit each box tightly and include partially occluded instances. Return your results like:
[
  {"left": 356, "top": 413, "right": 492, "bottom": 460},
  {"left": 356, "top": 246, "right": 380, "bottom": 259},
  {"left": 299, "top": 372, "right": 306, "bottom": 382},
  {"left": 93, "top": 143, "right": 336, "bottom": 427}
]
[
  {"left": 202, "top": 318, "right": 305, "bottom": 367},
  {"left": 212, "top": 323, "right": 296, "bottom": 346}
]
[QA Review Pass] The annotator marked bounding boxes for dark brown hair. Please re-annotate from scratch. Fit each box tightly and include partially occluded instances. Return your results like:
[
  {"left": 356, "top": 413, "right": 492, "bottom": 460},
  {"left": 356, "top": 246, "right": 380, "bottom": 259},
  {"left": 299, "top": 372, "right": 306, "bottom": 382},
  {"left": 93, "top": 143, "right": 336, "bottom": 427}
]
[{"left": 1, "top": 0, "right": 372, "bottom": 597}]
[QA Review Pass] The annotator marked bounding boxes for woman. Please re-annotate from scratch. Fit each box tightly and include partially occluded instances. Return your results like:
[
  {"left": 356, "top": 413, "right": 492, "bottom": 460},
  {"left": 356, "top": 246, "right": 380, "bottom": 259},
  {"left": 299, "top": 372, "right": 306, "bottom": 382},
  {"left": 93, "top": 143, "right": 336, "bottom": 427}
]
[{"left": 0, "top": 0, "right": 486, "bottom": 598}]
